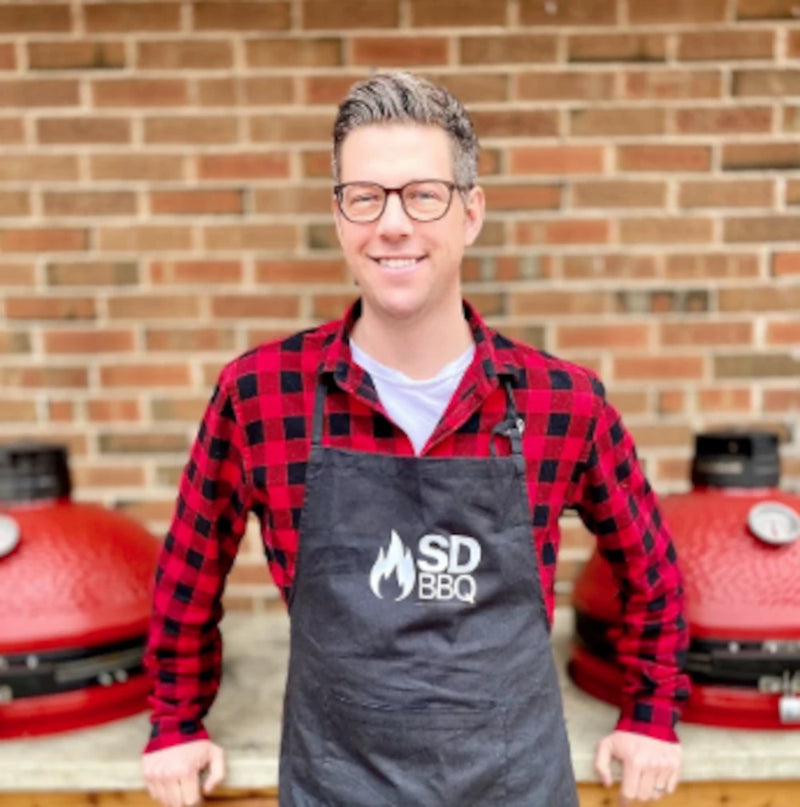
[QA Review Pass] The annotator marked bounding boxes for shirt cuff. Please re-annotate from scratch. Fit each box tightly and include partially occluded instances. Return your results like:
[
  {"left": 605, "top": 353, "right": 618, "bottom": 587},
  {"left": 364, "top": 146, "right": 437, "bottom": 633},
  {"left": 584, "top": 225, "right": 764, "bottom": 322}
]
[
  {"left": 615, "top": 701, "right": 681, "bottom": 743},
  {"left": 143, "top": 718, "right": 210, "bottom": 754}
]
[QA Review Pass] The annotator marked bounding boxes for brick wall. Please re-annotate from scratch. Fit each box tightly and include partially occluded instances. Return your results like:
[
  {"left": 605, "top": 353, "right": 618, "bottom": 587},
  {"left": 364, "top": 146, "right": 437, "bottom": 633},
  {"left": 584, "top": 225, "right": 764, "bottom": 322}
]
[{"left": 1, "top": 0, "right": 799, "bottom": 609}]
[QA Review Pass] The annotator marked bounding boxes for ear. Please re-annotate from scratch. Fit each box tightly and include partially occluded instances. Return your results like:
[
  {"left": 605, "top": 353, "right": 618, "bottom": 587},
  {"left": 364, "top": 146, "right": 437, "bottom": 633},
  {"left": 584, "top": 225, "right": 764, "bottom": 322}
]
[
  {"left": 332, "top": 194, "right": 345, "bottom": 246},
  {"left": 462, "top": 185, "right": 485, "bottom": 247}
]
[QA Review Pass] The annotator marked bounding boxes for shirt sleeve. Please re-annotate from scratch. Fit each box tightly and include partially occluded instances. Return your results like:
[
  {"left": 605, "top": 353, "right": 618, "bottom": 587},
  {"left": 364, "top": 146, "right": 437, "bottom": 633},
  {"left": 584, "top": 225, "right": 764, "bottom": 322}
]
[
  {"left": 572, "top": 385, "right": 691, "bottom": 743},
  {"left": 143, "top": 375, "right": 252, "bottom": 753}
]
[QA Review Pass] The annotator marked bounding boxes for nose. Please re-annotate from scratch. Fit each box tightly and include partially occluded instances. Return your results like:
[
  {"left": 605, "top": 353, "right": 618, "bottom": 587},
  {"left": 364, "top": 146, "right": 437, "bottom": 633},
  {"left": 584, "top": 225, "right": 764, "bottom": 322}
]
[{"left": 376, "top": 190, "right": 413, "bottom": 237}]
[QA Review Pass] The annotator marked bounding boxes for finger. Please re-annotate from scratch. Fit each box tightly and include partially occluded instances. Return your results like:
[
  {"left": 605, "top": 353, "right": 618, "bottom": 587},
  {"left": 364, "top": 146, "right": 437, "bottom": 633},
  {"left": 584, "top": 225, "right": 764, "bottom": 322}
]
[
  {"left": 163, "top": 779, "right": 184, "bottom": 807},
  {"left": 665, "top": 765, "right": 681, "bottom": 794},
  {"left": 180, "top": 772, "right": 202, "bottom": 807},
  {"left": 203, "top": 746, "right": 226, "bottom": 793},
  {"left": 636, "top": 767, "right": 657, "bottom": 802},
  {"left": 619, "top": 756, "right": 642, "bottom": 804},
  {"left": 594, "top": 737, "right": 614, "bottom": 786}
]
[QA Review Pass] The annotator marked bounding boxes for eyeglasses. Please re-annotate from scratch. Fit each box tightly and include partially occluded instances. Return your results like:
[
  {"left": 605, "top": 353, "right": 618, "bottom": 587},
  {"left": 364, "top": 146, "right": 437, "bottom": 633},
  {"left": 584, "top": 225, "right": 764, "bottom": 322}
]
[{"left": 333, "top": 180, "right": 471, "bottom": 224}]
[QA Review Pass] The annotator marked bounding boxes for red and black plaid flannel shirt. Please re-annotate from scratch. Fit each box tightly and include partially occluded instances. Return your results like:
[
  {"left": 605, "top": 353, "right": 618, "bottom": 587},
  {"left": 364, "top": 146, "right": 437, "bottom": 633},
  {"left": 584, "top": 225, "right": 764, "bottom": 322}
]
[{"left": 144, "top": 299, "right": 689, "bottom": 752}]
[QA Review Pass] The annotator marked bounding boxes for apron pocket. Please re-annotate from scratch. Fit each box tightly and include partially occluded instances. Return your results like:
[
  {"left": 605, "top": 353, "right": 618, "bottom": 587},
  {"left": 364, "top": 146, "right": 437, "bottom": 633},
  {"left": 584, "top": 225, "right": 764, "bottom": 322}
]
[{"left": 320, "top": 689, "right": 509, "bottom": 807}]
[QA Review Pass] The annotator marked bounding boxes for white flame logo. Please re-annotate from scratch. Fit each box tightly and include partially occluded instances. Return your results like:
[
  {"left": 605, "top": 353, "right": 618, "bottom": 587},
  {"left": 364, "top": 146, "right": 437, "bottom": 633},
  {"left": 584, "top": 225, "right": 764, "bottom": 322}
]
[{"left": 369, "top": 530, "right": 416, "bottom": 601}]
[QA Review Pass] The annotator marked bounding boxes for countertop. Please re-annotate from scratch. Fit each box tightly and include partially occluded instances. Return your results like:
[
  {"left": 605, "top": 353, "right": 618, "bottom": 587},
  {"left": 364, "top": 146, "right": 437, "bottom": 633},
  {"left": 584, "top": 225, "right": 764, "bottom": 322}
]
[{"left": 1, "top": 608, "right": 798, "bottom": 792}]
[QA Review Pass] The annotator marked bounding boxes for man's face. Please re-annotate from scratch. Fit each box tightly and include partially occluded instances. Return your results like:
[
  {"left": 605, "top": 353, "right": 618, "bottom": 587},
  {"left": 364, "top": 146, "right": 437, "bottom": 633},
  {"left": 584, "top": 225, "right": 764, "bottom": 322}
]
[{"left": 334, "top": 123, "right": 484, "bottom": 326}]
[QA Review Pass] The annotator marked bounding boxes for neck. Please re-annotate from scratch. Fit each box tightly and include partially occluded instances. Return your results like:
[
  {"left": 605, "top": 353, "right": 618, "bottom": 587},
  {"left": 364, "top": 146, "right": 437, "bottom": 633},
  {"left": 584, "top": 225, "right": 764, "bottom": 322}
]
[{"left": 351, "top": 299, "right": 473, "bottom": 380}]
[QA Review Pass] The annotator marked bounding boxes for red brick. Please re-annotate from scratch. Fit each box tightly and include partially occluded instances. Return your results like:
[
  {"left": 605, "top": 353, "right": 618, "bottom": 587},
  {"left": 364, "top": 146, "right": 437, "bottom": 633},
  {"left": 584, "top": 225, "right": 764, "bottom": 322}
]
[
  {"left": 304, "top": 75, "right": 372, "bottom": 105},
  {"left": 0, "top": 330, "right": 31, "bottom": 353},
  {"left": 0, "top": 191, "right": 29, "bottom": 216},
  {"left": 246, "top": 38, "right": 342, "bottom": 68},
  {"left": 98, "top": 226, "right": 193, "bottom": 252},
  {"left": 74, "top": 463, "right": 145, "bottom": 486},
  {"left": 518, "top": 70, "right": 615, "bottom": 101},
  {"left": 679, "top": 179, "right": 774, "bottom": 208},
  {"left": 85, "top": 3, "right": 180, "bottom": 32},
  {"left": 572, "top": 180, "right": 666, "bottom": 208},
  {"left": 47, "top": 400, "right": 74, "bottom": 423},
  {"left": 427, "top": 73, "right": 510, "bottom": 104},
  {"left": 616, "top": 289, "right": 709, "bottom": 314},
  {"left": 150, "top": 260, "right": 243, "bottom": 285},
  {"left": 100, "top": 363, "right": 191, "bottom": 388},
  {"left": 784, "top": 106, "right": 800, "bottom": 132},
  {"left": 677, "top": 30, "right": 774, "bottom": 61},
  {"left": 790, "top": 30, "right": 800, "bottom": 58},
  {"left": 303, "top": 0, "right": 399, "bottom": 28},
  {"left": 107, "top": 295, "right": 201, "bottom": 320},
  {"left": 0, "top": 400, "right": 37, "bottom": 423},
  {"left": 629, "top": 0, "right": 727, "bottom": 22},
  {"left": 562, "top": 254, "right": 657, "bottom": 280},
  {"left": 37, "top": 117, "right": 131, "bottom": 144},
  {"left": 714, "top": 353, "right": 800, "bottom": 379},
  {"left": 614, "top": 356, "right": 704, "bottom": 381},
  {"left": 92, "top": 79, "right": 188, "bottom": 107},
  {"left": 255, "top": 259, "right": 346, "bottom": 284},
  {"left": 520, "top": 0, "right": 616, "bottom": 25},
  {"left": 510, "top": 290, "right": 608, "bottom": 317},
  {"left": 211, "top": 294, "right": 301, "bottom": 319},
  {"left": 460, "top": 34, "right": 557, "bottom": 65},
  {"left": 197, "top": 152, "right": 290, "bottom": 180},
  {"left": 150, "top": 189, "right": 243, "bottom": 215},
  {"left": 568, "top": 33, "right": 666, "bottom": 62},
  {"left": 665, "top": 253, "right": 760, "bottom": 280},
  {"left": 137, "top": 40, "right": 234, "bottom": 70},
  {"left": 249, "top": 113, "right": 332, "bottom": 143},
  {"left": 719, "top": 285, "right": 800, "bottom": 311},
  {"left": 570, "top": 107, "right": 666, "bottom": 136},
  {"left": 91, "top": 153, "right": 187, "bottom": 181},
  {"left": 4, "top": 296, "right": 95, "bottom": 320},
  {"left": 620, "top": 217, "right": 713, "bottom": 244},
  {"left": 203, "top": 224, "right": 299, "bottom": 251},
  {"left": 627, "top": 423, "right": 694, "bottom": 450},
  {"left": 470, "top": 109, "right": 559, "bottom": 138},
  {"left": 763, "top": 388, "right": 800, "bottom": 411},
  {"left": 46, "top": 261, "right": 139, "bottom": 287},
  {"left": 0, "top": 4, "right": 71, "bottom": 32},
  {"left": 43, "top": 191, "right": 136, "bottom": 217},
  {"left": 737, "top": 0, "right": 800, "bottom": 19},
  {"left": 410, "top": 0, "right": 505, "bottom": 25},
  {"left": 0, "top": 366, "right": 88, "bottom": 388},
  {"left": 623, "top": 70, "right": 722, "bottom": 100},
  {"left": 0, "top": 79, "right": 79, "bottom": 107},
  {"left": 352, "top": 36, "right": 449, "bottom": 67},
  {"left": 253, "top": 186, "right": 332, "bottom": 215},
  {"left": 193, "top": 1, "right": 290, "bottom": 31},
  {"left": 617, "top": 145, "right": 711, "bottom": 172},
  {"left": 556, "top": 324, "right": 650, "bottom": 350},
  {"left": 150, "top": 397, "right": 209, "bottom": 421},
  {"left": 516, "top": 218, "right": 609, "bottom": 245},
  {"left": 698, "top": 388, "right": 753, "bottom": 412},
  {"left": 28, "top": 40, "right": 125, "bottom": 69},
  {"left": 482, "top": 182, "right": 561, "bottom": 211},
  {"left": 43, "top": 328, "right": 135, "bottom": 354},
  {"left": 675, "top": 106, "right": 772, "bottom": 134},
  {"left": 722, "top": 142, "right": 800, "bottom": 170},
  {"left": 725, "top": 215, "right": 800, "bottom": 242},
  {"left": 311, "top": 292, "right": 361, "bottom": 320},
  {"left": 656, "top": 389, "right": 687, "bottom": 416},
  {"left": 734, "top": 69, "right": 800, "bottom": 97},
  {"left": 766, "top": 320, "right": 800, "bottom": 344},
  {"left": 660, "top": 320, "right": 753, "bottom": 346},
  {"left": 145, "top": 328, "right": 236, "bottom": 351},
  {"left": 1, "top": 228, "right": 87, "bottom": 252},
  {"left": 198, "top": 76, "right": 295, "bottom": 106},
  {"left": 772, "top": 251, "right": 800, "bottom": 276},
  {"left": 0, "top": 44, "right": 14, "bottom": 70},
  {"left": 99, "top": 432, "right": 188, "bottom": 454},
  {"left": 0, "top": 118, "right": 23, "bottom": 143},
  {"left": 510, "top": 145, "right": 604, "bottom": 175},
  {"left": 0, "top": 263, "right": 36, "bottom": 286}
]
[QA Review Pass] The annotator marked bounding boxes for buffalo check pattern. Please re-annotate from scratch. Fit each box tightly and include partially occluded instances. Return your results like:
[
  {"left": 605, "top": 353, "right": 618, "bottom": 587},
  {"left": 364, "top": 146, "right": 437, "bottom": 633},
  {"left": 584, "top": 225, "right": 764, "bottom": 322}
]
[{"left": 145, "top": 299, "right": 690, "bottom": 751}]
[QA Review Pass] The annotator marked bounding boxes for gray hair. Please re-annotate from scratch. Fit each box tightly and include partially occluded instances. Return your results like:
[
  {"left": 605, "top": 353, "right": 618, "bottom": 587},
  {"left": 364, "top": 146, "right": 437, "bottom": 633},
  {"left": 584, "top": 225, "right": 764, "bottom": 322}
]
[{"left": 332, "top": 71, "right": 480, "bottom": 188}]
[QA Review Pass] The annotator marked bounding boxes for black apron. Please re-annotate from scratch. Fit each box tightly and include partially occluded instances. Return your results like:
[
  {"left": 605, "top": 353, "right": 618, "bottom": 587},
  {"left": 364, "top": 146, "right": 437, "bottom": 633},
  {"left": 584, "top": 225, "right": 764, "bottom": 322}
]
[{"left": 278, "top": 379, "right": 578, "bottom": 806}]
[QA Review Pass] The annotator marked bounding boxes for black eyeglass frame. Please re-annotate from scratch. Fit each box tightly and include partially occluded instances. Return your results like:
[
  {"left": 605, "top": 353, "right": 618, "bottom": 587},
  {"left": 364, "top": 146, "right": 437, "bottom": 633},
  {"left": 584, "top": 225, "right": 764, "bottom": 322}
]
[{"left": 333, "top": 179, "right": 473, "bottom": 224}]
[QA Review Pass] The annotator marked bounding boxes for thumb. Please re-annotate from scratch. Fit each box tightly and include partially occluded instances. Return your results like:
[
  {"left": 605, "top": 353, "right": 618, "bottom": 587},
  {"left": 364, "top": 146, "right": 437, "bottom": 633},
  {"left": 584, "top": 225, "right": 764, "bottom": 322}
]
[
  {"left": 202, "top": 745, "right": 226, "bottom": 794},
  {"left": 594, "top": 736, "right": 614, "bottom": 787}
]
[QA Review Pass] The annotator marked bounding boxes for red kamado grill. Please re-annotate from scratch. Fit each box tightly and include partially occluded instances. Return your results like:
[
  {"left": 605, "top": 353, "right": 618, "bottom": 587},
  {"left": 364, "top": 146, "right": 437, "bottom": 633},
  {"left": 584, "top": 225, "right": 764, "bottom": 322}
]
[
  {"left": 570, "top": 431, "right": 800, "bottom": 729},
  {"left": 0, "top": 443, "right": 160, "bottom": 738}
]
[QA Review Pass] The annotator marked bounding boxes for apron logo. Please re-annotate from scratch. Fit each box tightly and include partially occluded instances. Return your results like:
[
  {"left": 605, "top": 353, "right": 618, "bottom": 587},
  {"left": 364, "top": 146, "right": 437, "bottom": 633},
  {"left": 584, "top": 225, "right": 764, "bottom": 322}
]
[{"left": 369, "top": 530, "right": 481, "bottom": 605}]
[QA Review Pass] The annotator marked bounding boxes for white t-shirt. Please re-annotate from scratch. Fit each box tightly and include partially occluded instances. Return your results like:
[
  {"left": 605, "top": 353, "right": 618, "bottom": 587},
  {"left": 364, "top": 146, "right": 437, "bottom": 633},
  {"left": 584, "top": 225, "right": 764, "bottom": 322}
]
[{"left": 350, "top": 340, "right": 475, "bottom": 455}]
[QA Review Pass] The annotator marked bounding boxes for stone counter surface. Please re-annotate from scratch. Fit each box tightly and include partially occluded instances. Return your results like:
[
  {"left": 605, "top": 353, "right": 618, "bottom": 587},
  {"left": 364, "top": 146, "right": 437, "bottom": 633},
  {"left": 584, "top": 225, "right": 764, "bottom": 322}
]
[{"left": 0, "top": 609, "right": 797, "bottom": 792}]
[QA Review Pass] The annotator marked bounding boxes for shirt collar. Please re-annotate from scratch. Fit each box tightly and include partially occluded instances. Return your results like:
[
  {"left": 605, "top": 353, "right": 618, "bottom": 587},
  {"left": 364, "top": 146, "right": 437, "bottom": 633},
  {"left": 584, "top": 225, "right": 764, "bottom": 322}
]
[{"left": 318, "top": 298, "right": 523, "bottom": 393}]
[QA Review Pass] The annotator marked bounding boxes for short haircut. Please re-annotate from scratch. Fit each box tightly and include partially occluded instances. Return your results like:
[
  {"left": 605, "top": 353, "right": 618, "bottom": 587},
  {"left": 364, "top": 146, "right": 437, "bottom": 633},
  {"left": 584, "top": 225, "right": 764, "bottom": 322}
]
[{"left": 332, "top": 71, "right": 480, "bottom": 188}]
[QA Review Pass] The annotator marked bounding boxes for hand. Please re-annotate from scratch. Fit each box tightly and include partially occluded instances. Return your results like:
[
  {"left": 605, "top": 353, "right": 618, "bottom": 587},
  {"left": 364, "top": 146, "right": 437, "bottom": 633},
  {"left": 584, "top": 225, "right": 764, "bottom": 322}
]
[
  {"left": 142, "top": 739, "right": 226, "bottom": 807},
  {"left": 594, "top": 730, "right": 681, "bottom": 804}
]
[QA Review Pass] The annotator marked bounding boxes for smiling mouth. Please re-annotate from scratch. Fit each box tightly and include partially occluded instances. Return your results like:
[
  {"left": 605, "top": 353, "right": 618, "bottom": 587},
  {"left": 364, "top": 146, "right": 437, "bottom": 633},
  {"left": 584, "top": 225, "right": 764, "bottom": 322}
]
[{"left": 373, "top": 257, "right": 424, "bottom": 271}]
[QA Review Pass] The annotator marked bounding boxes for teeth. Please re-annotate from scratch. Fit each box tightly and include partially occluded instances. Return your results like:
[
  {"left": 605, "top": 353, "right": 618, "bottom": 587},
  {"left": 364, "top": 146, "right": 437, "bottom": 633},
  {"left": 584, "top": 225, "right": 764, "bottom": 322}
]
[{"left": 379, "top": 258, "right": 418, "bottom": 268}]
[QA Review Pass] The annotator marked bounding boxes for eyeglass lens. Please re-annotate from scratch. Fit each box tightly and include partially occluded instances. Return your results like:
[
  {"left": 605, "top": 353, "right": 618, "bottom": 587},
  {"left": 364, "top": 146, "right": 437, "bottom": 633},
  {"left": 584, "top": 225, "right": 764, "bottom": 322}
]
[{"left": 338, "top": 181, "right": 454, "bottom": 222}]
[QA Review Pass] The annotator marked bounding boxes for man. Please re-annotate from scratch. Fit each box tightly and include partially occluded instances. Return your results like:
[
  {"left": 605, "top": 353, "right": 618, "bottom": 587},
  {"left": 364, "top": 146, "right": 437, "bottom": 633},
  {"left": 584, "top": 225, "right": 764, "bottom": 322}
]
[{"left": 142, "top": 71, "right": 689, "bottom": 807}]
